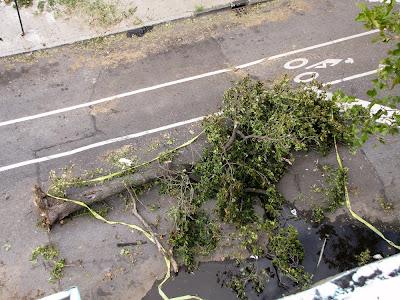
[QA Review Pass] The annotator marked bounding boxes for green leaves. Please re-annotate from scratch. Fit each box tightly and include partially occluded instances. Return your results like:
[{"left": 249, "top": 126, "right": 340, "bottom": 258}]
[
  {"left": 30, "top": 244, "right": 66, "bottom": 283},
  {"left": 367, "top": 88, "right": 378, "bottom": 98},
  {"left": 356, "top": 0, "right": 397, "bottom": 32},
  {"left": 166, "top": 77, "right": 355, "bottom": 293},
  {"left": 352, "top": 0, "right": 400, "bottom": 143},
  {"left": 356, "top": 3, "right": 380, "bottom": 29},
  {"left": 167, "top": 208, "right": 220, "bottom": 269},
  {"left": 269, "top": 225, "right": 310, "bottom": 286},
  {"left": 194, "top": 77, "right": 357, "bottom": 227}
]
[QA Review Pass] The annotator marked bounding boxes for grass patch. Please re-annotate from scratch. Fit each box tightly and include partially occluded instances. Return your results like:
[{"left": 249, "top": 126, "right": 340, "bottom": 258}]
[
  {"left": 195, "top": 5, "right": 205, "bottom": 13},
  {"left": 5, "top": 0, "right": 33, "bottom": 8},
  {"left": 35, "top": 0, "right": 139, "bottom": 27}
]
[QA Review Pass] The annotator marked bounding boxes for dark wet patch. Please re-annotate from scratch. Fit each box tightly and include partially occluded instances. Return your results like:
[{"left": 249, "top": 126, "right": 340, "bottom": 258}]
[
  {"left": 331, "top": 271, "right": 357, "bottom": 290},
  {"left": 332, "top": 268, "right": 383, "bottom": 294},
  {"left": 96, "top": 287, "right": 112, "bottom": 296},
  {"left": 389, "top": 266, "right": 400, "bottom": 277},
  {"left": 126, "top": 26, "right": 153, "bottom": 38},
  {"left": 354, "top": 269, "right": 382, "bottom": 287},
  {"left": 314, "top": 223, "right": 400, "bottom": 273},
  {"left": 0, "top": 66, "right": 30, "bottom": 85},
  {"left": 40, "top": 61, "right": 60, "bottom": 75},
  {"left": 144, "top": 210, "right": 400, "bottom": 299},
  {"left": 143, "top": 259, "right": 286, "bottom": 300}
]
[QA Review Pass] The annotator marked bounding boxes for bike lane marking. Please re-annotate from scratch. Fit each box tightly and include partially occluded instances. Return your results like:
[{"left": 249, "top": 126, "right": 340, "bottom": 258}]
[{"left": 282, "top": 56, "right": 379, "bottom": 84}]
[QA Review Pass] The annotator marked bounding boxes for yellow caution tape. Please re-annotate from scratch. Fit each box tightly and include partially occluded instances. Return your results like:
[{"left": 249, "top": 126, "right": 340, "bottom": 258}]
[
  {"left": 47, "top": 129, "right": 205, "bottom": 194},
  {"left": 334, "top": 139, "right": 400, "bottom": 250},
  {"left": 46, "top": 193, "right": 202, "bottom": 300},
  {"left": 46, "top": 130, "right": 206, "bottom": 300}
]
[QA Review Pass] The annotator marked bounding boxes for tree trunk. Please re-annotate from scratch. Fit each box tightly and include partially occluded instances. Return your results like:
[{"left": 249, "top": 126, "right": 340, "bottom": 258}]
[{"left": 34, "top": 164, "right": 189, "bottom": 226}]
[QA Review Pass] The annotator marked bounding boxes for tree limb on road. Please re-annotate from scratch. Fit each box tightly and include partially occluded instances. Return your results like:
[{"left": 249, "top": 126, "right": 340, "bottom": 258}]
[{"left": 34, "top": 163, "right": 191, "bottom": 226}]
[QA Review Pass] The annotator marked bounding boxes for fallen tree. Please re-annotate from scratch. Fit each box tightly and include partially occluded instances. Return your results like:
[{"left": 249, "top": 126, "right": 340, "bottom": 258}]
[{"left": 34, "top": 77, "right": 366, "bottom": 298}]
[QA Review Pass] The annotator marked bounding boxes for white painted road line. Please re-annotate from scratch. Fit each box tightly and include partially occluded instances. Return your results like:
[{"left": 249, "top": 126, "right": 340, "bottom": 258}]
[
  {"left": 267, "top": 30, "right": 380, "bottom": 61},
  {"left": 0, "top": 30, "right": 380, "bottom": 128},
  {"left": 0, "top": 69, "right": 230, "bottom": 128},
  {"left": 318, "top": 89, "right": 400, "bottom": 125},
  {"left": 0, "top": 68, "right": 395, "bottom": 174},
  {"left": 0, "top": 115, "right": 207, "bottom": 173},
  {"left": 324, "top": 69, "right": 378, "bottom": 86},
  {"left": 236, "top": 58, "right": 266, "bottom": 69}
]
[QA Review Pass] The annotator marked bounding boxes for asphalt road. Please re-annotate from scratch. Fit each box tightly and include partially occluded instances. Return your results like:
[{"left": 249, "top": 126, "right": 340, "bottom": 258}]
[
  {"left": 0, "top": 0, "right": 399, "bottom": 299},
  {"left": 0, "top": 1, "right": 390, "bottom": 174}
]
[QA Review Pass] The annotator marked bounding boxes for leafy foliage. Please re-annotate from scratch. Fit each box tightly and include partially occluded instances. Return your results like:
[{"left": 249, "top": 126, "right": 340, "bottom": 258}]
[
  {"left": 48, "top": 165, "right": 77, "bottom": 198},
  {"left": 355, "top": 249, "right": 371, "bottom": 266},
  {"left": 268, "top": 225, "right": 310, "bottom": 287},
  {"left": 313, "top": 164, "right": 348, "bottom": 212},
  {"left": 167, "top": 208, "right": 220, "bottom": 269},
  {"left": 164, "top": 77, "right": 356, "bottom": 295},
  {"left": 311, "top": 203, "right": 325, "bottom": 224},
  {"left": 30, "top": 244, "right": 66, "bottom": 283},
  {"left": 195, "top": 77, "right": 355, "bottom": 225},
  {"left": 354, "top": 0, "right": 400, "bottom": 143},
  {"left": 378, "top": 195, "right": 394, "bottom": 213},
  {"left": 223, "top": 262, "right": 270, "bottom": 300}
]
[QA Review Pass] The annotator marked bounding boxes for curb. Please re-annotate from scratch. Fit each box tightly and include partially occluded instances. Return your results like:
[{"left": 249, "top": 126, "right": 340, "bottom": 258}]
[{"left": 2, "top": 0, "right": 272, "bottom": 58}]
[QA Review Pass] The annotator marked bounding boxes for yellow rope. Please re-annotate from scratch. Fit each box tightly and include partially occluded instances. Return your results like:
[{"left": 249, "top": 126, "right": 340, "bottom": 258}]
[
  {"left": 46, "top": 130, "right": 206, "bottom": 300},
  {"left": 50, "top": 129, "right": 205, "bottom": 189},
  {"left": 334, "top": 139, "right": 400, "bottom": 250}
]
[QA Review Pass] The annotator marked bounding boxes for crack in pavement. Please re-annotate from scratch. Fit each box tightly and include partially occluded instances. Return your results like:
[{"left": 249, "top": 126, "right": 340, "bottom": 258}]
[{"left": 32, "top": 126, "right": 104, "bottom": 156}]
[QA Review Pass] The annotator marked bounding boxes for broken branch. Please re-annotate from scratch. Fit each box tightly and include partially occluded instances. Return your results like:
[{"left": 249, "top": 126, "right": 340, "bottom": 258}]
[
  {"left": 237, "top": 129, "right": 289, "bottom": 142},
  {"left": 35, "top": 164, "right": 190, "bottom": 226},
  {"left": 125, "top": 183, "right": 179, "bottom": 273}
]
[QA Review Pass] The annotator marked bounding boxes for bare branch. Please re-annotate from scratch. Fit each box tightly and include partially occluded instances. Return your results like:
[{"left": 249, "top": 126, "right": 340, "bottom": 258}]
[
  {"left": 237, "top": 129, "right": 289, "bottom": 142},
  {"left": 125, "top": 183, "right": 179, "bottom": 273},
  {"left": 223, "top": 120, "right": 240, "bottom": 152},
  {"left": 244, "top": 188, "right": 268, "bottom": 195}
]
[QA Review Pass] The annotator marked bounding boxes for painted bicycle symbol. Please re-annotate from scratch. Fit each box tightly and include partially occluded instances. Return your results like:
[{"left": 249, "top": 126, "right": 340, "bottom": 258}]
[{"left": 284, "top": 58, "right": 354, "bottom": 83}]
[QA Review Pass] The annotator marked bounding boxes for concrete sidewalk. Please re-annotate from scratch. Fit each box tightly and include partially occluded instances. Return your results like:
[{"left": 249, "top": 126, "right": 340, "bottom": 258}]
[{"left": 0, "top": 0, "right": 261, "bottom": 57}]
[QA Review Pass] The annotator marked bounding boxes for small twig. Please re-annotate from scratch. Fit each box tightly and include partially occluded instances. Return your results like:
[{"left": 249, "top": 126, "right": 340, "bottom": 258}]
[
  {"left": 282, "top": 157, "right": 293, "bottom": 165},
  {"left": 244, "top": 188, "right": 268, "bottom": 195},
  {"left": 237, "top": 129, "right": 289, "bottom": 142},
  {"left": 117, "top": 241, "right": 147, "bottom": 247},
  {"left": 124, "top": 183, "right": 179, "bottom": 273},
  {"left": 223, "top": 120, "right": 240, "bottom": 152},
  {"left": 273, "top": 263, "right": 290, "bottom": 291},
  {"left": 309, "top": 238, "right": 327, "bottom": 283},
  {"left": 317, "top": 238, "right": 327, "bottom": 268}
]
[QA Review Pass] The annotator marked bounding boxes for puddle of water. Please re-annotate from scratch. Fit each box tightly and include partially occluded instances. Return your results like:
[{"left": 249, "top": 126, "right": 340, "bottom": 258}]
[
  {"left": 143, "top": 258, "right": 288, "bottom": 300},
  {"left": 144, "top": 213, "right": 400, "bottom": 300}
]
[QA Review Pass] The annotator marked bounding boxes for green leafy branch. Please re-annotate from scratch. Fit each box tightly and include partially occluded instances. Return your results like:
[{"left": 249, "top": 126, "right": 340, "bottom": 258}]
[{"left": 355, "top": 0, "right": 400, "bottom": 143}]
